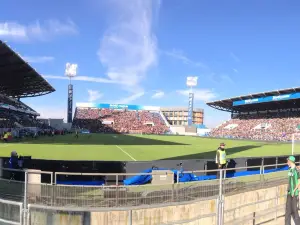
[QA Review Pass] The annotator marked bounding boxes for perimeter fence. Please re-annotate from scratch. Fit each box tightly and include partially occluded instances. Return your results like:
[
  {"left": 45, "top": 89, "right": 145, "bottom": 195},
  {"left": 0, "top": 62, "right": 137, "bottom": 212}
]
[{"left": 0, "top": 163, "right": 291, "bottom": 225}]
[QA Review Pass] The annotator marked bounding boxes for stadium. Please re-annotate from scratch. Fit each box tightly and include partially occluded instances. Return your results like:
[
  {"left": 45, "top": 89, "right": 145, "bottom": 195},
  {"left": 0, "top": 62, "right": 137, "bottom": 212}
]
[{"left": 0, "top": 40, "right": 299, "bottom": 225}]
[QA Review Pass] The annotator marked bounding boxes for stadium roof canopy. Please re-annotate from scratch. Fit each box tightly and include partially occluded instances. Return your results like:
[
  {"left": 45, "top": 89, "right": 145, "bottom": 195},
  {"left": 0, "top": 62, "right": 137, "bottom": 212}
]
[
  {"left": 0, "top": 40, "right": 55, "bottom": 98},
  {"left": 207, "top": 87, "right": 300, "bottom": 113}
]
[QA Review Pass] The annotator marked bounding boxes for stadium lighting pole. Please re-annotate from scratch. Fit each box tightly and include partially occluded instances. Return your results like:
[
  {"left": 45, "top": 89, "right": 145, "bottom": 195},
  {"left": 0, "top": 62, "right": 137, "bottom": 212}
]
[
  {"left": 186, "top": 77, "right": 198, "bottom": 126},
  {"left": 65, "top": 63, "right": 78, "bottom": 124}
]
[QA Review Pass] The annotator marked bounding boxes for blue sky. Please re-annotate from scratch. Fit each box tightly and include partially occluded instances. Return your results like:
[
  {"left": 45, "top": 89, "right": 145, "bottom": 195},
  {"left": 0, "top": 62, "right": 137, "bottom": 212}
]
[{"left": 1, "top": 0, "right": 300, "bottom": 128}]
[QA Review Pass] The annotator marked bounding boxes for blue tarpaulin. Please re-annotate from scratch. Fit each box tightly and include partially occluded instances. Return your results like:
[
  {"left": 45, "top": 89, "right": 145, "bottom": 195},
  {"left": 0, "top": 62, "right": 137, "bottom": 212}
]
[
  {"left": 123, "top": 165, "right": 289, "bottom": 185},
  {"left": 123, "top": 168, "right": 153, "bottom": 185}
]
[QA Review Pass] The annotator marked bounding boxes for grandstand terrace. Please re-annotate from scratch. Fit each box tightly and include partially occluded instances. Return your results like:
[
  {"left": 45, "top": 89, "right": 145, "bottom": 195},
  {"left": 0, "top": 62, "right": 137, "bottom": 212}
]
[
  {"left": 73, "top": 103, "right": 170, "bottom": 134},
  {"left": 207, "top": 87, "right": 300, "bottom": 141},
  {"left": 0, "top": 40, "right": 55, "bottom": 130}
]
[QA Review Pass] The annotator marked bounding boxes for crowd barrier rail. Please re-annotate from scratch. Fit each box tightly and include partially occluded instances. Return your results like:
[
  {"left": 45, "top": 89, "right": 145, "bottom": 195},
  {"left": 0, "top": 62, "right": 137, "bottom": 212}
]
[{"left": 0, "top": 163, "right": 294, "bottom": 225}]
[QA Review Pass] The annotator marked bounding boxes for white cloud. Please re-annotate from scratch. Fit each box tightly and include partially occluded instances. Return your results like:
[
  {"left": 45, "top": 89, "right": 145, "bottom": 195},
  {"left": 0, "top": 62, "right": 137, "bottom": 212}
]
[
  {"left": 43, "top": 75, "right": 115, "bottom": 84},
  {"left": 230, "top": 52, "right": 240, "bottom": 62},
  {"left": 0, "top": 22, "right": 26, "bottom": 39},
  {"left": 151, "top": 90, "right": 164, "bottom": 99},
  {"left": 117, "top": 91, "right": 145, "bottom": 104},
  {"left": 0, "top": 19, "right": 78, "bottom": 41},
  {"left": 163, "top": 49, "right": 207, "bottom": 68},
  {"left": 220, "top": 74, "right": 234, "bottom": 84},
  {"left": 176, "top": 88, "right": 217, "bottom": 102},
  {"left": 23, "top": 56, "right": 54, "bottom": 63},
  {"left": 87, "top": 90, "right": 103, "bottom": 102},
  {"left": 233, "top": 68, "right": 238, "bottom": 73},
  {"left": 97, "top": 0, "right": 160, "bottom": 90}
]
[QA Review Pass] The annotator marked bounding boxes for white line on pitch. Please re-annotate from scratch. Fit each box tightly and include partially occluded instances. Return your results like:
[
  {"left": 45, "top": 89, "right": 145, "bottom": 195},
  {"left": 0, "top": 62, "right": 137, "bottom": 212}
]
[
  {"left": 115, "top": 145, "right": 136, "bottom": 161},
  {"left": 0, "top": 144, "right": 14, "bottom": 148}
]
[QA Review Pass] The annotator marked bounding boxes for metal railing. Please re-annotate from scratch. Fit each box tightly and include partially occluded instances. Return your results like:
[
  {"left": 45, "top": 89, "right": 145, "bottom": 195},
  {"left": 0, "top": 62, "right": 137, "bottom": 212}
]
[
  {"left": 53, "top": 164, "right": 288, "bottom": 184},
  {"left": 0, "top": 163, "right": 292, "bottom": 225},
  {"left": 0, "top": 163, "right": 289, "bottom": 207}
]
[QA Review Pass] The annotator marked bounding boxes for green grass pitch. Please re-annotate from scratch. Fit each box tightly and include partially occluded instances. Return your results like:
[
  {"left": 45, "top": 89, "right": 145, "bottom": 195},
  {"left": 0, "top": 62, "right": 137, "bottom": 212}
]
[{"left": 0, "top": 134, "right": 296, "bottom": 161}]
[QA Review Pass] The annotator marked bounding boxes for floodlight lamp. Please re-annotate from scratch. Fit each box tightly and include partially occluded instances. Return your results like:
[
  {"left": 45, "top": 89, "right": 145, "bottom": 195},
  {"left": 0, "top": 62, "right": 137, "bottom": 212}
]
[
  {"left": 186, "top": 76, "right": 198, "bottom": 87},
  {"left": 65, "top": 63, "right": 78, "bottom": 77}
]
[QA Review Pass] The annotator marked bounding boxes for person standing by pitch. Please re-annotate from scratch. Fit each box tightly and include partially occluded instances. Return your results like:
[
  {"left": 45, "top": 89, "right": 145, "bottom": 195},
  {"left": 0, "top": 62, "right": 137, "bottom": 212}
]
[
  {"left": 285, "top": 156, "right": 300, "bottom": 225},
  {"left": 216, "top": 143, "right": 227, "bottom": 179}
]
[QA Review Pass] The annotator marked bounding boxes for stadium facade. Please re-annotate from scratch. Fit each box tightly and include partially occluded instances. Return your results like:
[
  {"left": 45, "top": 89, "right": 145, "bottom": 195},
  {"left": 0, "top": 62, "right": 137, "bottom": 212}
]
[
  {"left": 207, "top": 87, "right": 300, "bottom": 113},
  {"left": 207, "top": 87, "right": 300, "bottom": 141},
  {"left": 160, "top": 107, "right": 204, "bottom": 126}
]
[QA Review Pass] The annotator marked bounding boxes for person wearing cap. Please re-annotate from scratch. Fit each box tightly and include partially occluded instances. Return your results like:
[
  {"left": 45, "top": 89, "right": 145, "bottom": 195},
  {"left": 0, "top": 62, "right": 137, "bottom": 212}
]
[
  {"left": 285, "top": 156, "right": 300, "bottom": 225},
  {"left": 216, "top": 143, "right": 227, "bottom": 178},
  {"left": 9, "top": 151, "right": 19, "bottom": 169}
]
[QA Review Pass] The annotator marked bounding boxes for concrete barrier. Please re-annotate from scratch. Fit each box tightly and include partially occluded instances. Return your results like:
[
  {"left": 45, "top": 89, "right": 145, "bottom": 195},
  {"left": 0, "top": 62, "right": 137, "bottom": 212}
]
[
  {"left": 29, "top": 210, "right": 83, "bottom": 225},
  {"left": 27, "top": 169, "right": 42, "bottom": 202},
  {"left": 224, "top": 184, "right": 288, "bottom": 225},
  {"left": 88, "top": 199, "right": 217, "bottom": 225}
]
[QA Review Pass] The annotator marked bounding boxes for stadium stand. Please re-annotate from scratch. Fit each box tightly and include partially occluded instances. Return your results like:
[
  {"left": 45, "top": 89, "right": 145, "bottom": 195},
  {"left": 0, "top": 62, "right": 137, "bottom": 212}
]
[
  {"left": 207, "top": 88, "right": 300, "bottom": 141},
  {"left": 0, "top": 40, "right": 55, "bottom": 133},
  {"left": 72, "top": 107, "right": 170, "bottom": 134}
]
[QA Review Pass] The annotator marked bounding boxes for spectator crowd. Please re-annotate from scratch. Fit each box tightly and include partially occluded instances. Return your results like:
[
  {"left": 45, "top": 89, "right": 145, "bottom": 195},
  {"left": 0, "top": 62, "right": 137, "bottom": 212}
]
[
  {"left": 210, "top": 111, "right": 300, "bottom": 141},
  {"left": 0, "top": 110, "right": 50, "bottom": 129},
  {"left": 72, "top": 108, "right": 169, "bottom": 135},
  {"left": 0, "top": 94, "right": 47, "bottom": 129}
]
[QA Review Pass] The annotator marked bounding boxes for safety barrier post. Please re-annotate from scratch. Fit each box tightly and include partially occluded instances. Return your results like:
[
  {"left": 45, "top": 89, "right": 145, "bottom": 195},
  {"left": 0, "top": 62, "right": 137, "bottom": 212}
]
[
  {"left": 54, "top": 172, "right": 57, "bottom": 184},
  {"left": 26, "top": 205, "right": 30, "bottom": 225},
  {"left": 50, "top": 172, "right": 53, "bottom": 185},
  {"left": 217, "top": 169, "right": 224, "bottom": 225},
  {"left": 176, "top": 171, "right": 179, "bottom": 201},
  {"left": 261, "top": 158, "right": 264, "bottom": 174},
  {"left": 20, "top": 203, "right": 23, "bottom": 225},
  {"left": 116, "top": 174, "right": 119, "bottom": 207},
  {"left": 51, "top": 173, "right": 55, "bottom": 207},
  {"left": 275, "top": 185, "right": 278, "bottom": 221},
  {"left": 23, "top": 171, "right": 28, "bottom": 225},
  {"left": 259, "top": 165, "right": 263, "bottom": 182},
  {"left": 221, "top": 171, "right": 225, "bottom": 225},
  {"left": 128, "top": 209, "right": 132, "bottom": 225},
  {"left": 216, "top": 197, "right": 219, "bottom": 225}
]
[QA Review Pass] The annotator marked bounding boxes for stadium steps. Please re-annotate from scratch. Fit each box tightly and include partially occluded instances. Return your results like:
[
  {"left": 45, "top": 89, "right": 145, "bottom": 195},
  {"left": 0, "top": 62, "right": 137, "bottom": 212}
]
[{"left": 159, "top": 111, "right": 170, "bottom": 127}]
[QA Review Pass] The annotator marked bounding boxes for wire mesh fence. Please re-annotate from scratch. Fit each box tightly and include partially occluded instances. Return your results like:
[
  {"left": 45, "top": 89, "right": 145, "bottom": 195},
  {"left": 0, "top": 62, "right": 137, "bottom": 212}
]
[
  {"left": 0, "top": 174, "right": 25, "bottom": 202},
  {"left": 26, "top": 181, "right": 219, "bottom": 208},
  {"left": 1, "top": 164, "right": 287, "bottom": 209},
  {"left": 0, "top": 198, "right": 22, "bottom": 225}
]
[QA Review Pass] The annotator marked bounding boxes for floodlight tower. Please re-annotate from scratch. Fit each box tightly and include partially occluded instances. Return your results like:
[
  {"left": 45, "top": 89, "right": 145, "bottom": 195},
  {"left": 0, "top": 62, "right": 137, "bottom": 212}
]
[
  {"left": 65, "top": 63, "right": 78, "bottom": 123},
  {"left": 186, "top": 77, "right": 198, "bottom": 126}
]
